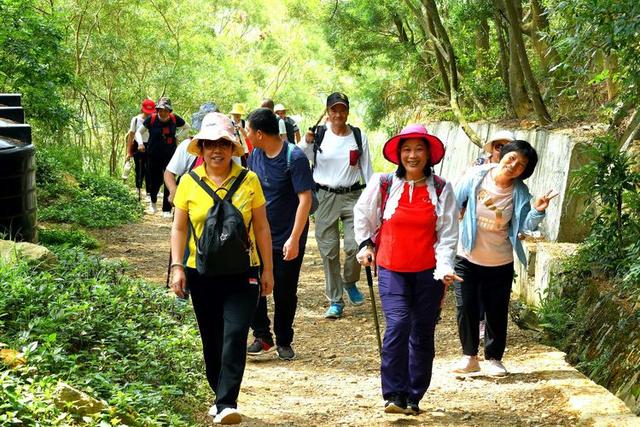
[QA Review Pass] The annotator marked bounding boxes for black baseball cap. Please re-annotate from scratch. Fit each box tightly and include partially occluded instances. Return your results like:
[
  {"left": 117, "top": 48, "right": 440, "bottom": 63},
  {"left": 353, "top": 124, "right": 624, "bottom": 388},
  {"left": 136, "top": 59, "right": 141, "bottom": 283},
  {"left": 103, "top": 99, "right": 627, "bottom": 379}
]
[{"left": 326, "top": 92, "right": 349, "bottom": 109}]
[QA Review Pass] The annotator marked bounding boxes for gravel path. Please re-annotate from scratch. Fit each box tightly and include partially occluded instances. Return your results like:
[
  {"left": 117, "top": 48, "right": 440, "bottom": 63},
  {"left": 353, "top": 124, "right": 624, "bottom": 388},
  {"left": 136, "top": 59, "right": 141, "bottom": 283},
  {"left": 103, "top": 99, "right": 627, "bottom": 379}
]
[{"left": 94, "top": 211, "right": 637, "bottom": 426}]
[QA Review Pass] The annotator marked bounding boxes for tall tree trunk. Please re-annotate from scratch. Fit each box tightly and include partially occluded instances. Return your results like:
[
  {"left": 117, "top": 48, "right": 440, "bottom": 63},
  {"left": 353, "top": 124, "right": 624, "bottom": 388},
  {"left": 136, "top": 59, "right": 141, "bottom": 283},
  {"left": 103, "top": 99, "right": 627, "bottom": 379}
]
[
  {"left": 425, "top": 14, "right": 451, "bottom": 100},
  {"left": 475, "top": 17, "right": 490, "bottom": 68},
  {"left": 404, "top": 0, "right": 482, "bottom": 147},
  {"left": 529, "top": 0, "right": 562, "bottom": 74},
  {"left": 493, "top": 8, "right": 513, "bottom": 114},
  {"left": 421, "top": 0, "right": 482, "bottom": 146},
  {"left": 605, "top": 53, "right": 619, "bottom": 101},
  {"left": 504, "top": 0, "right": 552, "bottom": 124},
  {"left": 494, "top": 0, "right": 530, "bottom": 117},
  {"left": 508, "top": 36, "right": 531, "bottom": 117}
]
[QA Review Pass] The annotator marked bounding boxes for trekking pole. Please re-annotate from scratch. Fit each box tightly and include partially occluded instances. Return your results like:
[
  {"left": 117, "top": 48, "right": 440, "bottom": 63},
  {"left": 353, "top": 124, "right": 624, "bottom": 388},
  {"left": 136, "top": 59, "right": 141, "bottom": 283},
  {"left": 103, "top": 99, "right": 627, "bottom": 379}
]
[
  {"left": 365, "top": 259, "right": 382, "bottom": 357},
  {"left": 165, "top": 249, "right": 172, "bottom": 288}
]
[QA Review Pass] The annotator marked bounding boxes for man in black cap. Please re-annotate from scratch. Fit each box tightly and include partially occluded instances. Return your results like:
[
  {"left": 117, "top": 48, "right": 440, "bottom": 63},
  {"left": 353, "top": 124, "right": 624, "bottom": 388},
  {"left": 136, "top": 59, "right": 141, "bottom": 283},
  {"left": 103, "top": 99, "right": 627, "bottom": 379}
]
[
  {"left": 138, "top": 96, "right": 188, "bottom": 217},
  {"left": 299, "top": 92, "right": 373, "bottom": 319}
]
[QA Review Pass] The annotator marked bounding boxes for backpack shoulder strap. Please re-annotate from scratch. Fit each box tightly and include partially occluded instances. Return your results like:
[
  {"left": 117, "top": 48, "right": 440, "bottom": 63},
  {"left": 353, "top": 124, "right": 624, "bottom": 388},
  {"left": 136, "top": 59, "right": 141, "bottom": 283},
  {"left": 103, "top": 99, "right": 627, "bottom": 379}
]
[
  {"left": 379, "top": 173, "right": 393, "bottom": 219},
  {"left": 223, "top": 168, "right": 249, "bottom": 201},
  {"left": 150, "top": 113, "right": 157, "bottom": 126},
  {"left": 433, "top": 174, "right": 446, "bottom": 199},
  {"left": 350, "top": 125, "right": 363, "bottom": 154},
  {"left": 285, "top": 142, "right": 296, "bottom": 170},
  {"left": 170, "top": 113, "right": 176, "bottom": 124},
  {"left": 312, "top": 125, "right": 327, "bottom": 169},
  {"left": 188, "top": 171, "right": 222, "bottom": 203}
]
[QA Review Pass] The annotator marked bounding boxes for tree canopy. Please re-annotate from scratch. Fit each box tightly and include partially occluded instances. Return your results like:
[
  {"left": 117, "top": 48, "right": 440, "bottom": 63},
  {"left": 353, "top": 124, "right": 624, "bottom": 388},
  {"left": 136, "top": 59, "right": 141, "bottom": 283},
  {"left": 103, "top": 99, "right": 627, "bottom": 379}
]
[{"left": 1, "top": 0, "right": 639, "bottom": 173}]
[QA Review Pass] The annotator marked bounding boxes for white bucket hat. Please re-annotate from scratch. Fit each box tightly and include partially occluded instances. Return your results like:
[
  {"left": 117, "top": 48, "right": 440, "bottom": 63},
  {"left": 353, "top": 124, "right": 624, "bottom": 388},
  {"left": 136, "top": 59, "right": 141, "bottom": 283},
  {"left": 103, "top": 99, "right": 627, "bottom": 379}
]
[
  {"left": 187, "top": 112, "right": 244, "bottom": 157},
  {"left": 483, "top": 130, "right": 516, "bottom": 153},
  {"left": 274, "top": 103, "right": 286, "bottom": 112}
]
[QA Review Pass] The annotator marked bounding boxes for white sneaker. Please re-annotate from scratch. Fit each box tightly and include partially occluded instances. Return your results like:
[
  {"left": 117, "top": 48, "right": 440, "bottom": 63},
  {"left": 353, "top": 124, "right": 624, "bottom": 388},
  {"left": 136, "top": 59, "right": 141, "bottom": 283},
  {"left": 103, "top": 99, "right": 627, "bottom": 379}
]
[
  {"left": 451, "top": 355, "right": 481, "bottom": 374},
  {"left": 207, "top": 404, "right": 217, "bottom": 417},
  {"left": 145, "top": 193, "right": 151, "bottom": 202},
  {"left": 213, "top": 407, "right": 241, "bottom": 424},
  {"left": 485, "top": 359, "right": 508, "bottom": 377},
  {"left": 162, "top": 211, "right": 172, "bottom": 219},
  {"left": 146, "top": 202, "right": 157, "bottom": 214}
]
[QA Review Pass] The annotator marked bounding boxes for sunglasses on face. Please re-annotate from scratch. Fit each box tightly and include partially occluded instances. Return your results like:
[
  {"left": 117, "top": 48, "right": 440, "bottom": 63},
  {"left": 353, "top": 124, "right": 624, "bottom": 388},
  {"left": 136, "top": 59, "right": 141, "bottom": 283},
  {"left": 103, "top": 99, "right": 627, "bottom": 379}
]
[{"left": 201, "top": 139, "right": 232, "bottom": 150}]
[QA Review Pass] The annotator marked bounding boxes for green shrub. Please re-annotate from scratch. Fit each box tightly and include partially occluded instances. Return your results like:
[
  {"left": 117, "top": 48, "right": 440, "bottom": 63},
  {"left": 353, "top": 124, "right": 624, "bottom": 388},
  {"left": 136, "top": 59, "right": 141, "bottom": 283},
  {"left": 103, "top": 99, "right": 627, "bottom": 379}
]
[
  {"left": 39, "top": 173, "right": 143, "bottom": 228},
  {"left": 38, "top": 228, "right": 99, "bottom": 250},
  {"left": 0, "top": 249, "right": 208, "bottom": 425}
]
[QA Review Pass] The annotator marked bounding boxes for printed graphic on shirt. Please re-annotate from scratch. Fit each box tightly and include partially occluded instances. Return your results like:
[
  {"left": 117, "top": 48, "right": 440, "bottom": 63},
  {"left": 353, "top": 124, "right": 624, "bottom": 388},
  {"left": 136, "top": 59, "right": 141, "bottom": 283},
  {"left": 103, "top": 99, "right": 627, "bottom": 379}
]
[{"left": 476, "top": 189, "right": 510, "bottom": 231}]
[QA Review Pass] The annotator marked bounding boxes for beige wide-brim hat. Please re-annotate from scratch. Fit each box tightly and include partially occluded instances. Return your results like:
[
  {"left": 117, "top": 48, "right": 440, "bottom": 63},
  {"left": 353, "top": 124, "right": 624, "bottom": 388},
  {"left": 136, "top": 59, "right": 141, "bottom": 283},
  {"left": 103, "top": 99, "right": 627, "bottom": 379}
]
[
  {"left": 187, "top": 112, "right": 244, "bottom": 157},
  {"left": 274, "top": 103, "right": 286, "bottom": 112},
  {"left": 482, "top": 129, "right": 516, "bottom": 153}
]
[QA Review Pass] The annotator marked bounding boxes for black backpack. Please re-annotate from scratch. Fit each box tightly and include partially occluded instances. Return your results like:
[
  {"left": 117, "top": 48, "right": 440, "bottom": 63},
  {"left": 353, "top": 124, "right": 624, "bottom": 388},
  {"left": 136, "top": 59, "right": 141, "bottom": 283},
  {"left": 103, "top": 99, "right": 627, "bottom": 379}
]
[
  {"left": 283, "top": 117, "right": 296, "bottom": 144},
  {"left": 187, "top": 169, "right": 251, "bottom": 277},
  {"left": 312, "top": 124, "right": 362, "bottom": 170}
]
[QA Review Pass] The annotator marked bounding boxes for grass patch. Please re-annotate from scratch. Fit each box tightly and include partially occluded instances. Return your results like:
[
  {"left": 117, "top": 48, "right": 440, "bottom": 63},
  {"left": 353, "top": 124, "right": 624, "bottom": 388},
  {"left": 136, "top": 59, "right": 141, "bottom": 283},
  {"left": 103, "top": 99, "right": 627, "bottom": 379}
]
[{"left": 36, "top": 151, "right": 143, "bottom": 228}]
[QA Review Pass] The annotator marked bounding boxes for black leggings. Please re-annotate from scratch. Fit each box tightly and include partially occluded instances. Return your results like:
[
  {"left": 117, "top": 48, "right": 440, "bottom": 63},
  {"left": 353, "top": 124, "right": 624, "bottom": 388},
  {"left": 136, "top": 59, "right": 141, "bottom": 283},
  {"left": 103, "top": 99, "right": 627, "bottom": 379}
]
[{"left": 453, "top": 256, "right": 514, "bottom": 360}]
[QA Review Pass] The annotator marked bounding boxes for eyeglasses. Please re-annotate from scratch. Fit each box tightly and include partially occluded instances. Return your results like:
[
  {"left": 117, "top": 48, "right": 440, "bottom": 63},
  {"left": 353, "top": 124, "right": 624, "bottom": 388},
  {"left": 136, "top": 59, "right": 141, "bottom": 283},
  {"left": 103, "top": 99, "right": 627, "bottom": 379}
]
[{"left": 201, "top": 139, "right": 232, "bottom": 149}]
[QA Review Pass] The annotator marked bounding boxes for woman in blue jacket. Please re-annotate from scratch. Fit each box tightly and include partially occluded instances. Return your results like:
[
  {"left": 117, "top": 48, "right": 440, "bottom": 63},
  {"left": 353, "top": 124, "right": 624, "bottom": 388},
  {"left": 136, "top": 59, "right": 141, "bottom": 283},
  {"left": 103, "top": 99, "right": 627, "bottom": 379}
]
[{"left": 452, "top": 140, "right": 557, "bottom": 377}]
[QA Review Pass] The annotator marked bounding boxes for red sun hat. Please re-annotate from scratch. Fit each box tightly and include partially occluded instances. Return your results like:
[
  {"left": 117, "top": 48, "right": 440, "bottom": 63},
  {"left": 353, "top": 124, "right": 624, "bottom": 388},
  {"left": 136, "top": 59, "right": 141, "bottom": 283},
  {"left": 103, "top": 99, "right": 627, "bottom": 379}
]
[
  {"left": 141, "top": 99, "right": 156, "bottom": 114},
  {"left": 383, "top": 123, "right": 445, "bottom": 166}
]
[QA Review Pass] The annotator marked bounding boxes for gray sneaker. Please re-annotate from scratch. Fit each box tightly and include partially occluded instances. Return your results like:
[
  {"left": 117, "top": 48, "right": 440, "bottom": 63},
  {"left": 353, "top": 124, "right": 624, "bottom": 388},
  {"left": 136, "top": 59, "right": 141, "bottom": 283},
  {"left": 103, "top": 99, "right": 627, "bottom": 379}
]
[{"left": 276, "top": 345, "right": 295, "bottom": 361}]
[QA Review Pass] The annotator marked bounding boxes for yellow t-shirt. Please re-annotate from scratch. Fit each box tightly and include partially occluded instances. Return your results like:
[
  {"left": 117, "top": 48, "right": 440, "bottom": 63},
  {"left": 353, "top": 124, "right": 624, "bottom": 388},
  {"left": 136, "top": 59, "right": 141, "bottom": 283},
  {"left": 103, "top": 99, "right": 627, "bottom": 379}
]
[{"left": 173, "top": 162, "right": 266, "bottom": 268}]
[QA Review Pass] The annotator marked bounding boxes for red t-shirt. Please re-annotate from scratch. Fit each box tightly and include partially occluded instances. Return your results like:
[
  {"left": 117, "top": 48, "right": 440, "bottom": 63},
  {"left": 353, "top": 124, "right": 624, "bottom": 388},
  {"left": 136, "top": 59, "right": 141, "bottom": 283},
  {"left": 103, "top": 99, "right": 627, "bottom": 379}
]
[{"left": 377, "top": 183, "right": 438, "bottom": 272}]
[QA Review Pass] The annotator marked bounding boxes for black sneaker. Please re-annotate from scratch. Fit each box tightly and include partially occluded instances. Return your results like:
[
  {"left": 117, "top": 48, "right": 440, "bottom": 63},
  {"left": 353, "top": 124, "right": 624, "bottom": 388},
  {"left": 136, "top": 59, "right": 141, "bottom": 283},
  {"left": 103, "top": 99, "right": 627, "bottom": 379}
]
[
  {"left": 405, "top": 400, "right": 420, "bottom": 415},
  {"left": 384, "top": 394, "right": 406, "bottom": 414},
  {"left": 247, "top": 338, "right": 275, "bottom": 356},
  {"left": 276, "top": 345, "right": 295, "bottom": 361}
]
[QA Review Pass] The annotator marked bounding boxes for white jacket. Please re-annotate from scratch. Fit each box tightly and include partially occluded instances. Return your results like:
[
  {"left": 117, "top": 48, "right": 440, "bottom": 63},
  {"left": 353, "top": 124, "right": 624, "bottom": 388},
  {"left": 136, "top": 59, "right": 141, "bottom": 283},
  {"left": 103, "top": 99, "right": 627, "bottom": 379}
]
[{"left": 353, "top": 172, "right": 459, "bottom": 280}]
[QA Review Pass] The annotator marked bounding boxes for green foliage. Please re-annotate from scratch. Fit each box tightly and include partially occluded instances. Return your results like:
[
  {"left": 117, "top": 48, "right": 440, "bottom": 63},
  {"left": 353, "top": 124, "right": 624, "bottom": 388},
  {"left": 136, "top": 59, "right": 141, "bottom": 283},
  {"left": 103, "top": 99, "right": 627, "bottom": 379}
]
[
  {"left": 37, "top": 149, "right": 143, "bottom": 228},
  {"left": 38, "top": 228, "right": 99, "bottom": 250},
  {"left": 0, "top": 0, "right": 76, "bottom": 133},
  {"left": 570, "top": 136, "right": 640, "bottom": 279},
  {"left": 0, "top": 249, "right": 206, "bottom": 425}
]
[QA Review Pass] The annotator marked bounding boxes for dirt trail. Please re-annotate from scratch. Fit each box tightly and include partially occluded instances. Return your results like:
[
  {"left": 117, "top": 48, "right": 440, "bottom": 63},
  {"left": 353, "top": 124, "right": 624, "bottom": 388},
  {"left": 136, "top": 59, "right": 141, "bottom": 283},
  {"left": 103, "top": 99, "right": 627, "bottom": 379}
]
[{"left": 94, "top": 211, "right": 637, "bottom": 426}]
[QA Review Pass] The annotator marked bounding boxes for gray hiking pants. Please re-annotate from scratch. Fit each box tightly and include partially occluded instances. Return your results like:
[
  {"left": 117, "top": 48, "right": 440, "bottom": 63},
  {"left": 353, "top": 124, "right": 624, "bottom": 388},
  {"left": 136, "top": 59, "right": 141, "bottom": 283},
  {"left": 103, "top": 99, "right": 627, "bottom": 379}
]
[{"left": 314, "top": 188, "right": 362, "bottom": 304}]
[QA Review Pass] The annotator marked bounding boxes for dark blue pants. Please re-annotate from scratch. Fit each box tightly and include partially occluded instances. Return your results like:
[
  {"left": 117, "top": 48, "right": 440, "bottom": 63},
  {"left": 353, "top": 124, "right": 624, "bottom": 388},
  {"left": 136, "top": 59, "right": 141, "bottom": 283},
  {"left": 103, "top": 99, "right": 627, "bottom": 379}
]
[
  {"left": 187, "top": 267, "right": 260, "bottom": 411},
  {"left": 378, "top": 266, "right": 443, "bottom": 403},
  {"left": 251, "top": 245, "right": 306, "bottom": 346},
  {"left": 453, "top": 256, "right": 514, "bottom": 360}
]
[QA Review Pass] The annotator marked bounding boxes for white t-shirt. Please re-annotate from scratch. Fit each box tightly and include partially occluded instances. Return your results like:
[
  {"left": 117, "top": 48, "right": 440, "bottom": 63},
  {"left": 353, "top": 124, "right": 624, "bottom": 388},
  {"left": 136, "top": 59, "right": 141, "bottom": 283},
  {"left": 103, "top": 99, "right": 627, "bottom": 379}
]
[
  {"left": 310, "top": 126, "right": 373, "bottom": 188},
  {"left": 166, "top": 138, "right": 197, "bottom": 176},
  {"left": 460, "top": 172, "right": 514, "bottom": 266},
  {"left": 129, "top": 114, "right": 149, "bottom": 144},
  {"left": 279, "top": 118, "right": 286, "bottom": 136}
]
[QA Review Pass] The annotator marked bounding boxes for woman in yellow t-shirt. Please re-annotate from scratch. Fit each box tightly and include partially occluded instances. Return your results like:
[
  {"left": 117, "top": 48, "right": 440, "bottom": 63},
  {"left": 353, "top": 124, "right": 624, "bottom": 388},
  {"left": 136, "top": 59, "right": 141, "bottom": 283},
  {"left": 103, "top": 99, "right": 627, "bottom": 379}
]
[{"left": 170, "top": 112, "right": 273, "bottom": 425}]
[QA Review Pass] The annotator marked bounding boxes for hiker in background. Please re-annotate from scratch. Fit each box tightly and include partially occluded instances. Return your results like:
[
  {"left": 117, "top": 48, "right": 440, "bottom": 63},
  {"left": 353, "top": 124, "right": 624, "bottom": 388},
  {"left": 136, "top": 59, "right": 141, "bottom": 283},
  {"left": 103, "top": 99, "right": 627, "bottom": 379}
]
[
  {"left": 229, "top": 103, "right": 251, "bottom": 152},
  {"left": 170, "top": 112, "right": 273, "bottom": 425},
  {"left": 137, "top": 97, "right": 188, "bottom": 218},
  {"left": 452, "top": 140, "right": 558, "bottom": 377},
  {"left": 473, "top": 130, "right": 515, "bottom": 166},
  {"left": 260, "top": 98, "right": 288, "bottom": 142},
  {"left": 299, "top": 92, "right": 373, "bottom": 319},
  {"left": 354, "top": 124, "right": 459, "bottom": 415},
  {"left": 164, "top": 102, "right": 218, "bottom": 205},
  {"left": 274, "top": 103, "right": 301, "bottom": 143},
  {"left": 245, "top": 108, "right": 314, "bottom": 361},
  {"left": 125, "top": 98, "right": 155, "bottom": 200}
]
